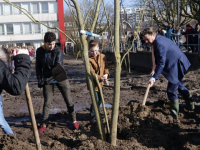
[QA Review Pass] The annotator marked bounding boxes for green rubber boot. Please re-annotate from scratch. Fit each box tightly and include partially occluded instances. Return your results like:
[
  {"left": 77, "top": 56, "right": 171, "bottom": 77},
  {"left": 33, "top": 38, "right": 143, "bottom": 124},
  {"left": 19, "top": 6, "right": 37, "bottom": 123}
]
[
  {"left": 182, "top": 95, "right": 195, "bottom": 111},
  {"left": 170, "top": 100, "right": 179, "bottom": 120}
]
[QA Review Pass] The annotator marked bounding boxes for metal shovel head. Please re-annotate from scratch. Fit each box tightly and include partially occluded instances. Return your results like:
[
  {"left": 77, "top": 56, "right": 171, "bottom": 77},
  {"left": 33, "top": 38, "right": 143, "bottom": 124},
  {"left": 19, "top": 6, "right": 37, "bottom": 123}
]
[{"left": 52, "top": 64, "right": 67, "bottom": 82}]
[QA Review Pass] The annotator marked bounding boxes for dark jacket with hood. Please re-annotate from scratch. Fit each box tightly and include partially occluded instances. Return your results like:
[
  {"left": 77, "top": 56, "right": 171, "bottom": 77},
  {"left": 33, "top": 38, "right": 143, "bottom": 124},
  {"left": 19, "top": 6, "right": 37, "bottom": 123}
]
[
  {"left": 36, "top": 43, "right": 63, "bottom": 79},
  {"left": 0, "top": 49, "right": 31, "bottom": 97}
]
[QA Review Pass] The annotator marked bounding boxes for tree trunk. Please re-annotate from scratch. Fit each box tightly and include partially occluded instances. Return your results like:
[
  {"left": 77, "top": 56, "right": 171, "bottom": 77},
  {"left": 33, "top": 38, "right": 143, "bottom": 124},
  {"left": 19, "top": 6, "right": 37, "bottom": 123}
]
[
  {"left": 110, "top": 0, "right": 121, "bottom": 146},
  {"left": 71, "top": 0, "right": 106, "bottom": 140},
  {"left": 127, "top": 52, "right": 131, "bottom": 73}
]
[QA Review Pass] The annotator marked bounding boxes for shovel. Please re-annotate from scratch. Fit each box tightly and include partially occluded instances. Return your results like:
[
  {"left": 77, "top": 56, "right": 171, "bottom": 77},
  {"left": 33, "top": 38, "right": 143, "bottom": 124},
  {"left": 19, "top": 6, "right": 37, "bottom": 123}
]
[
  {"left": 142, "top": 83, "right": 151, "bottom": 105},
  {"left": 25, "top": 64, "right": 67, "bottom": 150},
  {"left": 142, "top": 71, "right": 154, "bottom": 105},
  {"left": 41, "top": 64, "right": 67, "bottom": 85},
  {"left": 25, "top": 84, "right": 42, "bottom": 150}
]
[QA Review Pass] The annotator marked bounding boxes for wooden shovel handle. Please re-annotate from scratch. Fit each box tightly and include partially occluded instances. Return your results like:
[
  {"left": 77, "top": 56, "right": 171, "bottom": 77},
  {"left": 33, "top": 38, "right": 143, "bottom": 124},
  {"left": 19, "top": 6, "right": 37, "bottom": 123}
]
[
  {"left": 25, "top": 84, "right": 42, "bottom": 150},
  {"left": 142, "top": 84, "right": 151, "bottom": 105}
]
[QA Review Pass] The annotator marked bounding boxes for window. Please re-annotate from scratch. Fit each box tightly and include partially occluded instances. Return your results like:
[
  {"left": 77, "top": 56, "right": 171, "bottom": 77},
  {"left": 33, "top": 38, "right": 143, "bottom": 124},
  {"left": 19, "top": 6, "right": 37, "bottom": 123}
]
[
  {"left": 49, "top": 22, "right": 58, "bottom": 27},
  {"left": 21, "top": 3, "right": 30, "bottom": 13},
  {"left": 75, "top": 31, "right": 79, "bottom": 37},
  {"left": 33, "top": 24, "right": 40, "bottom": 33},
  {"left": 41, "top": 2, "right": 48, "bottom": 13},
  {"left": 65, "top": 22, "right": 72, "bottom": 27},
  {"left": 16, "top": 43, "right": 23, "bottom": 47},
  {"left": 49, "top": 2, "right": 57, "bottom": 13},
  {"left": 34, "top": 42, "right": 41, "bottom": 50},
  {"left": 13, "top": 3, "right": 21, "bottom": 14},
  {"left": 0, "top": 4, "right": 2, "bottom": 15},
  {"left": 25, "top": 43, "right": 31, "bottom": 46},
  {"left": 41, "top": 22, "right": 48, "bottom": 33},
  {"left": 32, "top": 3, "right": 39, "bottom": 14},
  {"left": 102, "top": 32, "right": 108, "bottom": 36},
  {"left": 0, "top": 24, "right": 4, "bottom": 35},
  {"left": 23, "top": 23, "right": 31, "bottom": 34},
  {"left": 4, "top": 4, "right": 12, "bottom": 15},
  {"left": 48, "top": 22, "right": 58, "bottom": 32},
  {"left": 6, "top": 24, "right": 13, "bottom": 35},
  {"left": 123, "top": 24, "right": 127, "bottom": 29},
  {"left": 14, "top": 23, "right": 22, "bottom": 34}
]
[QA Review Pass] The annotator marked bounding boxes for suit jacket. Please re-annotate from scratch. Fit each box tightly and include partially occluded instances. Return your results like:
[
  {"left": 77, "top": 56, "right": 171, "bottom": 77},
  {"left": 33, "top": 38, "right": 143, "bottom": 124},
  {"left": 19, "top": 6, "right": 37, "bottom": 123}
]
[
  {"left": 153, "top": 35, "right": 191, "bottom": 84},
  {"left": 89, "top": 53, "right": 109, "bottom": 91}
]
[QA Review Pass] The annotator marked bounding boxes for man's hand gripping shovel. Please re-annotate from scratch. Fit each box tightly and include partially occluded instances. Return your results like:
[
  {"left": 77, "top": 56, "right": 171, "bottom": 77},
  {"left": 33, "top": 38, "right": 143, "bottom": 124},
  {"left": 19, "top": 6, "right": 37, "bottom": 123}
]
[{"left": 41, "top": 64, "right": 68, "bottom": 85}]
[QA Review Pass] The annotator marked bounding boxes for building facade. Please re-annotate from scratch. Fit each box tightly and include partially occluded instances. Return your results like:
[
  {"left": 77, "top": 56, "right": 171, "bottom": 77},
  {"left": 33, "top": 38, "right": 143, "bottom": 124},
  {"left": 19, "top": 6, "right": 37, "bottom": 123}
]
[
  {"left": 120, "top": 7, "right": 151, "bottom": 30},
  {"left": 0, "top": 0, "right": 65, "bottom": 50}
]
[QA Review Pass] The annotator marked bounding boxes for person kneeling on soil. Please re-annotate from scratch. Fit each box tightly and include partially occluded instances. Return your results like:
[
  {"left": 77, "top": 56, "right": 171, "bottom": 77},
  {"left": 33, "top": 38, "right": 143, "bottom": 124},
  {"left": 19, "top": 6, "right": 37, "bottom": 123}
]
[
  {"left": 0, "top": 48, "right": 31, "bottom": 134},
  {"left": 36, "top": 32, "right": 79, "bottom": 133},
  {"left": 141, "top": 27, "right": 195, "bottom": 121},
  {"left": 88, "top": 40, "right": 109, "bottom": 124}
]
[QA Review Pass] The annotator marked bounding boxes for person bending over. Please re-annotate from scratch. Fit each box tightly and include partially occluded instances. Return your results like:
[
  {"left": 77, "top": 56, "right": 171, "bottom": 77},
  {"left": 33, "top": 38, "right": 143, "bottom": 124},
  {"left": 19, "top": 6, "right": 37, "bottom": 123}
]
[{"left": 142, "top": 27, "right": 194, "bottom": 121}]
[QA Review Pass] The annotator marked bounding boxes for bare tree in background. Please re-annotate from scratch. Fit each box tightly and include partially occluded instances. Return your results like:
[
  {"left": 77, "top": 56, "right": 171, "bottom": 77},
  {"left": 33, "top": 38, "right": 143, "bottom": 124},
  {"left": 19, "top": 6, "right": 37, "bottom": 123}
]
[
  {"left": 133, "top": 0, "right": 200, "bottom": 28},
  {"left": 64, "top": 0, "right": 114, "bottom": 54},
  {"left": 181, "top": 0, "right": 200, "bottom": 24}
]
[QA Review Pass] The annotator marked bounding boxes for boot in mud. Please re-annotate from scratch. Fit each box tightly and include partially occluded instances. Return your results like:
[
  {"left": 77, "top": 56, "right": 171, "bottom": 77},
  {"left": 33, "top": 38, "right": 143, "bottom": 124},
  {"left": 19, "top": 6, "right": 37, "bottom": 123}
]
[
  {"left": 181, "top": 95, "right": 195, "bottom": 111},
  {"left": 170, "top": 99, "right": 180, "bottom": 126}
]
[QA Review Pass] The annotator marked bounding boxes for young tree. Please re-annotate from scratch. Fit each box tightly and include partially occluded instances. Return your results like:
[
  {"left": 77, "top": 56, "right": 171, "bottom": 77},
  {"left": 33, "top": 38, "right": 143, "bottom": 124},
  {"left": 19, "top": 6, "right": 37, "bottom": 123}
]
[
  {"left": 70, "top": 0, "right": 106, "bottom": 140},
  {"left": 110, "top": 0, "right": 120, "bottom": 146}
]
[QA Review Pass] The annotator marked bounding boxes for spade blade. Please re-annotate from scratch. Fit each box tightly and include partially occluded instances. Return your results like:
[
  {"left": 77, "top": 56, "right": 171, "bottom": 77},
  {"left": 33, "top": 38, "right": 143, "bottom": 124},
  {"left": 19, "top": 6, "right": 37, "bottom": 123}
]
[{"left": 52, "top": 64, "right": 67, "bottom": 82}]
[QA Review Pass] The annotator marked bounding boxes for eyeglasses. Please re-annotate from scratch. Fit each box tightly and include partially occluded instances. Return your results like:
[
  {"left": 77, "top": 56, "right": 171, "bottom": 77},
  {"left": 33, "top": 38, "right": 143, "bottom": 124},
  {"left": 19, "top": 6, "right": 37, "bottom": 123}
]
[{"left": 90, "top": 50, "right": 98, "bottom": 53}]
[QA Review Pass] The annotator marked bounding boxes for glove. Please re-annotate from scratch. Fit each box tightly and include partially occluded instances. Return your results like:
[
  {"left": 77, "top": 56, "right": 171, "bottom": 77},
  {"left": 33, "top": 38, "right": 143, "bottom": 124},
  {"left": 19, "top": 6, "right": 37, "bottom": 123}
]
[
  {"left": 44, "top": 78, "right": 51, "bottom": 85},
  {"left": 38, "top": 78, "right": 43, "bottom": 88}
]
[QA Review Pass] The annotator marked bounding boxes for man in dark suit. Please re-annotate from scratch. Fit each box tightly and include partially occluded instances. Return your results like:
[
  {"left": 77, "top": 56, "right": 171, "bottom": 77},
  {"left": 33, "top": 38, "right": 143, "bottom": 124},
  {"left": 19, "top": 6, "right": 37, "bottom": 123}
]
[{"left": 141, "top": 27, "right": 195, "bottom": 120}]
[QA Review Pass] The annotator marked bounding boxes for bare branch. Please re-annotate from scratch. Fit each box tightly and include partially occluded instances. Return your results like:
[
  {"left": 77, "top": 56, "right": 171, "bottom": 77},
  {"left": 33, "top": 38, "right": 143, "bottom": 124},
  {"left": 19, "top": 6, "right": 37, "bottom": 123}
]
[
  {"left": 65, "top": 0, "right": 79, "bottom": 26},
  {"left": 83, "top": 0, "right": 98, "bottom": 27},
  {"left": 102, "top": 0, "right": 115, "bottom": 52}
]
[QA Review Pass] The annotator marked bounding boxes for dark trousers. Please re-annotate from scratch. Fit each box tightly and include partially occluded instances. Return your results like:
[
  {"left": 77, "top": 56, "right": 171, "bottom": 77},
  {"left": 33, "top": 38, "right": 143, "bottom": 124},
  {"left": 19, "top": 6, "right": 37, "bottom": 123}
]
[
  {"left": 167, "top": 79, "right": 189, "bottom": 100},
  {"left": 42, "top": 79, "right": 75, "bottom": 124},
  {"left": 90, "top": 92, "right": 102, "bottom": 117}
]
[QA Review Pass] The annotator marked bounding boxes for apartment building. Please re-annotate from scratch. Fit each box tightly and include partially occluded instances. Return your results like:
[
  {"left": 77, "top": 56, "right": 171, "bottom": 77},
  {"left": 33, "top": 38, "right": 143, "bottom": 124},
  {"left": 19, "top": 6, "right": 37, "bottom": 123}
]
[
  {"left": 0, "top": 0, "right": 65, "bottom": 50},
  {"left": 121, "top": 7, "right": 151, "bottom": 29}
]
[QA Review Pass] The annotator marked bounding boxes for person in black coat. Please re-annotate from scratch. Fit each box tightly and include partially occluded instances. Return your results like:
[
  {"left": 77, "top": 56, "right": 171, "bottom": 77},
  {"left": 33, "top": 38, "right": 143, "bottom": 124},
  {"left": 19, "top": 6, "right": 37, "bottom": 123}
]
[
  {"left": 142, "top": 27, "right": 194, "bottom": 121},
  {"left": 182, "top": 24, "right": 195, "bottom": 52},
  {"left": 0, "top": 48, "right": 30, "bottom": 134},
  {"left": 194, "top": 23, "right": 200, "bottom": 52},
  {"left": 36, "top": 32, "right": 79, "bottom": 133}
]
